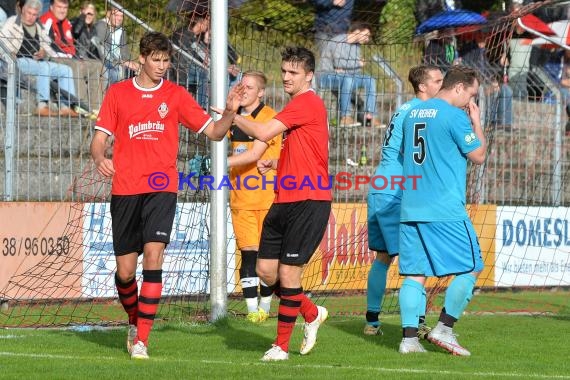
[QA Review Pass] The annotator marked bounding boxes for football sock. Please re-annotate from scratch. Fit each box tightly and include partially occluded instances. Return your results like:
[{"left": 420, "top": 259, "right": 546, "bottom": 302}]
[
  {"left": 444, "top": 273, "right": 476, "bottom": 320},
  {"left": 399, "top": 278, "right": 423, "bottom": 329},
  {"left": 259, "top": 280, "right": 273, "bottom": 313},
  {"left": 366, "top": 259, "right": 389, "bottom": 326},
  {"left": 136, "top": 269, "right": 162, "bottom": 346},
  {"left": 239, "top": 250, "right": 259, "bottom": 313},
  {"left": 275, "top": 287, "right": 302, "bottom": 352},
  {"left": 115, "top": 273, "right": 138, "bottom": 326},
  {"left": 299, "top": 292, "right": 318, "bottom": 323},
  {"left": 419, "top": 287, "right": 427, "bottom": 325}
]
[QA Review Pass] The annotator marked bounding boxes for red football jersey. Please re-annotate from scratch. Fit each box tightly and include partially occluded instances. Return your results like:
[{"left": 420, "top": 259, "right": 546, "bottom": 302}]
[
  {"left": 273, "top": 89, "right": 332, "bottom": 203},
  {"left": 95, "top": 78, "right": 212, "bottom": 195}
]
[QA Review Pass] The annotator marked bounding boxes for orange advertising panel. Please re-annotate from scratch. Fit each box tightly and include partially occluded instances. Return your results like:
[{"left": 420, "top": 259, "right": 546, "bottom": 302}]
[
  {"left": 0, "top": 202, "right": 84, "bottom": 299},
  {"left": 468, "top": 204, "right": 496, "bottom": 288},
  {"left": 302, "top": 203, "right": 497, "bottom": 291}
]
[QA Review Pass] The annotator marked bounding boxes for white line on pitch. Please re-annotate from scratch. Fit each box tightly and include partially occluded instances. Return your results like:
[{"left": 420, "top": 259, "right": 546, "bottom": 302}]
[
  {"left": 0, "top": 351, "right": 568, "bottom": 379},
  {"left": 0, "top": 335, "right": 29, "bottom": 339}
]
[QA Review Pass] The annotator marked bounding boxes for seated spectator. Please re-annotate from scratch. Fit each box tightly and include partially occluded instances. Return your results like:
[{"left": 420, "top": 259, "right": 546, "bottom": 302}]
[
  {"left": 1, "top": 0, "right": 78, "bottom": 116},
  {"left": 423, "top": 34, "right": 460, "bottom": 69},
  {"left": 462, "top": 31, "right": 512, "bottom": 130},
  {"left": 312, "top": 0, "right": 354, "bottom": 55},
  {"left": 93, "top": 6, "right": 138, "bottom": 86},
  {"left": 171, "top": 12, "right": 240, "bottom": 109},
  {"left": 0, "top": 0, "right": 19, "bottom": 18},
  {"left": 316, "top": 21, "right": 379, "bottom": 127},
  {"left": 70, "top": 1, "right": 99, "bottom": 60},
  {"left": 39, "top": 0, "right": 76, "bottom": 58}
]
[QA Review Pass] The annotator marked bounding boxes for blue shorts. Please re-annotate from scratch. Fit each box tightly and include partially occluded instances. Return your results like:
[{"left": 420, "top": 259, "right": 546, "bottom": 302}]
[
  {"left": 367, "top": 193, "right": 400, "bottom": 256},
  {"left": 399, "top": 220, "right": 484, "bottom": 277}
]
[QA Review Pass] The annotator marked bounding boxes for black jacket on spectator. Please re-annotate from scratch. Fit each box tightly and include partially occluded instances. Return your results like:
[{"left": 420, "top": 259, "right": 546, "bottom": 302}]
[{"left": 71, "top": 14, "right": 99, "bottom": 59}]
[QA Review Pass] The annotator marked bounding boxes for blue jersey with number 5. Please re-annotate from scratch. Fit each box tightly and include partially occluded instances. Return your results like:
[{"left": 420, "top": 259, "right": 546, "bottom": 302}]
[
  {"left": 400, "top": 98, "right": 481, "bottom": 222},
  {"left": 369, "top": 98, "right": 421, "bottom": 198}
]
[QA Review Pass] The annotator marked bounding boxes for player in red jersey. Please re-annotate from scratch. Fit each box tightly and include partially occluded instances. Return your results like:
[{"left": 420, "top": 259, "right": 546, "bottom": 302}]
[
  {"left": 90, "top": 31, "right": 241, "bottom": 360},
  {"left": 229, "top": 46, "right": 332, "bottom": 361}
]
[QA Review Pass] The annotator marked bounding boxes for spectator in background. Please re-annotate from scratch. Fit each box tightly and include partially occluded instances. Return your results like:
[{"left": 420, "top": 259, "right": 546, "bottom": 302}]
[
  {"left": 39, "top": 0, "right": 76, "bottom": 58},
  {"left": 1, "top": 0, "right": 78, "bottom": 116},
  {"left": 317, "top": 21, "right": 379, "bottom": 127},
  {"left": 171, "top": 13, "right": 209, "bottom": 109},
  {"left": 414, "top": 0, "right": 463, "bottom": 25},
  {"left": 171, "top": 12, "right": 240, "bottom": 109},
  {"left": 203, "top": 28, "right": 241, "bottom": 88},
  {"left": 508, "top": 0, "right": 533, "bottom": 99},
  {"left": 312, "top": 0, "right": 354, "bottom": 54},
  {"left": 0, "top": 0, "right": 11, "bottom": 26},
  {"left": 544, "top": 48, "right": 570, "bottom": 135},
  {"left": 462, "top": 31, "right": 513, "bottom": 130},
  {"left": 93, "top": 6, "right": 138, "bottom": 86},
  {"left": 71, "top": 1, "right": 99, "bottom": 60},
  {"left": 423, "top": 34, "right": 459, "bottom": 69},
  {"left": 0, "top": 0, "right": 19, "bottom": 17}
]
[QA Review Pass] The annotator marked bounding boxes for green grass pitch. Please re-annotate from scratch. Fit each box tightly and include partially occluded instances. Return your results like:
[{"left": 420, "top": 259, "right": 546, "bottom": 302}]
[{"left": 1, "top": 291, "right": 569, "bottom": 379}]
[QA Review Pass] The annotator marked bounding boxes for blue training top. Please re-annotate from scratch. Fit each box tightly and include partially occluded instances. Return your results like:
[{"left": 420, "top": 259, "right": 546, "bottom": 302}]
[
  {"left": 369, "top": 98, "right": 422, "bottom": 198},
  {"left": 400, "top": 98, "right": 481, "bottom": 222}
]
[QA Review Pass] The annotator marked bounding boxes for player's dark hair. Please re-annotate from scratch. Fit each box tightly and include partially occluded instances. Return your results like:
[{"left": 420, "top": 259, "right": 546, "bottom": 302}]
[
  {"left": 140, "top": 32, "right": 172, "bottom": 58},
  {"left": 281, "top": 46, "right": 315, "bottom": 74},
  {"left": 409, "top": 64, "right": 441, "bottom": 93},
  {"left": 441, "top": 65, "right": 480, "bottom": 90}
]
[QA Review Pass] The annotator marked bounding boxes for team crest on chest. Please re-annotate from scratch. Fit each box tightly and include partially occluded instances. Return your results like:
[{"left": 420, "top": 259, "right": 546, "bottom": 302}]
[{"left": 158, "top": 102, "right": 168, "bottom": 118}]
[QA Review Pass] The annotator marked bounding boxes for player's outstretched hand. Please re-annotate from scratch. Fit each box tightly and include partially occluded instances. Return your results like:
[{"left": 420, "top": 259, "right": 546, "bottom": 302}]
[
  {"left": 226, "top": 82, "right": 245, "bottom": 113},
  {"left": 210, "top": 83, "right": 245, "bottom": 116}
]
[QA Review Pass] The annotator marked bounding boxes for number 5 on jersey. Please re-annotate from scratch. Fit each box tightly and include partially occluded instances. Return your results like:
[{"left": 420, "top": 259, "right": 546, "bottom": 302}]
[{"left": 413, "top": 123, "right": 426, "bottom": 165}]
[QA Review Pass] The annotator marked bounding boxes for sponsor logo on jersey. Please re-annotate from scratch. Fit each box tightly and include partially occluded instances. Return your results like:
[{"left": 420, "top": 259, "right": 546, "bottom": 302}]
[
  {"left": 158, "top": 102, "right": 169, "bottom": 118},
  {"left": 233, "top": 144, "right": 247, "bottom": 155},
  {"left": 128, "top": 121, "right": 166, "bottom": 139},
  {"left": 464, "top": 132, "right": 477, "bottom": 144}
]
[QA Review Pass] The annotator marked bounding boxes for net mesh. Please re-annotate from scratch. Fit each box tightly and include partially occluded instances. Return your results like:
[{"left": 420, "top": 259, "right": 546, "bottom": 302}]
[{"left": 1, "top": 0, "right": 569, "bottom": 327}]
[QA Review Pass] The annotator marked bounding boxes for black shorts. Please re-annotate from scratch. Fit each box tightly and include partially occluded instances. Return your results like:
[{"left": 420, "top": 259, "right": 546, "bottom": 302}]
[
  {"left": 110, "top": 192, "right": 177, "bottom": 256},
  {"left": 258, "top": 200, "right": 331, "bottom": 265}
]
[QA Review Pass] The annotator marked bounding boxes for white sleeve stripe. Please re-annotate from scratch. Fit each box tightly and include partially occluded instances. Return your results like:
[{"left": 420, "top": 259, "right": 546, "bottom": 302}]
[
  {"left": 197, "top": 117, "right": 213, "bottom": 134},
  {"left": 94, "top": 126, "right": 113, "bottom": 135}
]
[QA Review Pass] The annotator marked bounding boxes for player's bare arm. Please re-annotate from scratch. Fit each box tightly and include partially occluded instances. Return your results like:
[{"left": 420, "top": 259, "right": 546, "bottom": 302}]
[
  {"left": 90, "top": 130, "right": 115, "bottom": 177},
  {"left": 228, "top": 139, "right": 270, "bottom": 168},
  {"left": 233, "top": 115, "right": 287, "bottom": 143}
]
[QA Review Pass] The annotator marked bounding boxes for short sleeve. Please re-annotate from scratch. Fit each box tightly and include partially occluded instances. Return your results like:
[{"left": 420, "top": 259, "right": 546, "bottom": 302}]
[{"left": 450, "top": 110, "right": 481, "bottom": 155}]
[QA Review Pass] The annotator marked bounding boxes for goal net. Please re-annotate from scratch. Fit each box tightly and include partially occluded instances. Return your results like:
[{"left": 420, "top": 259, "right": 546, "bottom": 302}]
[{"left": 1, "top": 0, "right": 569, "bottom": 328}]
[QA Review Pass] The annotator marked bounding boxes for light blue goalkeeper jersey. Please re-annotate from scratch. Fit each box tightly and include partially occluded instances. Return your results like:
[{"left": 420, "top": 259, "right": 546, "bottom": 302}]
[
  {"left": 400, "top": 98, "right": 481, "bottom": 222},
  {"left": 369, "top": 98, "right": 422, "bottom": 198}
]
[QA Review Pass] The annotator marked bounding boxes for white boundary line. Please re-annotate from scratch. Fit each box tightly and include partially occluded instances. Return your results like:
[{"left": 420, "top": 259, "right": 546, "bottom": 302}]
[{"left": 1, "top": 351, "right": 569, "bottom": 379}]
